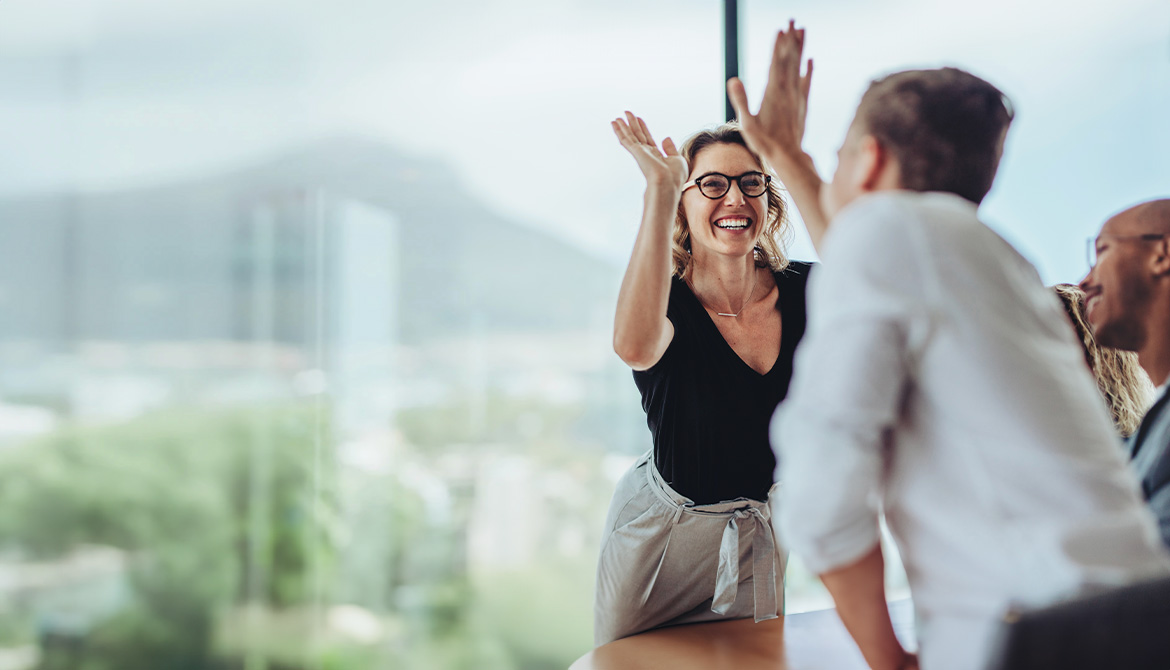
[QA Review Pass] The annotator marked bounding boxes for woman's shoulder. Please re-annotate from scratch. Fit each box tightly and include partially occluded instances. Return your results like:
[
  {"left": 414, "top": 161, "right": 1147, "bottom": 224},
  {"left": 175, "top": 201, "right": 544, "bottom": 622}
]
[
  {"left": 665, "top": 274, "right": 703, "bottom": 318},
  {"left": 773, "top": 259, "right": 816, "bottom": 282},
  {"left": 771, "top": 261, "right": 814, "bottom": 313}
]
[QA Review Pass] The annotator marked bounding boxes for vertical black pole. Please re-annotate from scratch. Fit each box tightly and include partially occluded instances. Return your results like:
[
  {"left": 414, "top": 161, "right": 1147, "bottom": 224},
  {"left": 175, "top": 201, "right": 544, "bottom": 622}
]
[{"left": 723, "top": 0, "right": 739, "bottom": 122}]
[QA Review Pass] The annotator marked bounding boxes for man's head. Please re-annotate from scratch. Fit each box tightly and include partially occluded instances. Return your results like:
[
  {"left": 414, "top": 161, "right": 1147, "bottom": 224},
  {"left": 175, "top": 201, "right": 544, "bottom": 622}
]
[
  {"left": 1080, "top": 200, "right": 1170, "bottom": 354},
  {"left": 822, "top": 68, "right": 1014, "bottom": 218}
]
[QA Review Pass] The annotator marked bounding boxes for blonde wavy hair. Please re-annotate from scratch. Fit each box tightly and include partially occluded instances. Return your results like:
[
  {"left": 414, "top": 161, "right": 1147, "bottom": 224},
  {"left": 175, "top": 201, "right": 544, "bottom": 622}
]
[
  {"left": 672, "top": 122, "right": 792, "bottom": 280},
  {"left": 1053, "top": 284, "right": 1154, "bottom": 438}
]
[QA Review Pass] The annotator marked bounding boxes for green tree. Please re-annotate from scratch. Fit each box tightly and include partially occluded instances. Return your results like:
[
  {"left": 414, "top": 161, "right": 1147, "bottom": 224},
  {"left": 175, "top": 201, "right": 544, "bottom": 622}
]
[{"left": 0, "top": 403, "right": 336, "bottom": 670}]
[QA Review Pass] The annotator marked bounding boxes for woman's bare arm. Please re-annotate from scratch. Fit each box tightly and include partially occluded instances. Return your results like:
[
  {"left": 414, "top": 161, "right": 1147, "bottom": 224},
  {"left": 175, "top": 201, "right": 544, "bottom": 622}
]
[{"left": 611, "top": 113, "right": 685, "bottom": 370}]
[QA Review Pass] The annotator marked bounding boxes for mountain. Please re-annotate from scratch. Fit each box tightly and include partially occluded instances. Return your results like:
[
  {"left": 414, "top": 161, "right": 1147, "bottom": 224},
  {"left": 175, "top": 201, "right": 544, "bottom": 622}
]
[{"left": 0, "top": 137, "right": 619, "bottom": 346}]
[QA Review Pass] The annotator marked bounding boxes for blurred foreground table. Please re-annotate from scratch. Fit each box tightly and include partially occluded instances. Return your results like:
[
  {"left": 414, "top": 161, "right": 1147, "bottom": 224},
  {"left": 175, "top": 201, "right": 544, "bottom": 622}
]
[
  {"left": 570, "top": 617, "right": 787, "bottom": 670},
  {"left": 571, "top": 600, "right": 914, "bottom": 670}
]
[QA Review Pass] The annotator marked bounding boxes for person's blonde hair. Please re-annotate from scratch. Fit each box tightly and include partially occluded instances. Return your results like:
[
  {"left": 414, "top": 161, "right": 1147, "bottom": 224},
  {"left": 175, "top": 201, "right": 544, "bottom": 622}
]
[
  {"left": 672, "top": 123, "right": 791, "bottom": 280},
  {"left": 1053, "top": 284, "right": 1154, "bottom": 437}
]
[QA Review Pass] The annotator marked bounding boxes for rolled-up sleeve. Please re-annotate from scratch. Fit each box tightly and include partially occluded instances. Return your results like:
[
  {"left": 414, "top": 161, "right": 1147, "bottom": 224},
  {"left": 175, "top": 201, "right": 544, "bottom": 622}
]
[{"left": 772, "top": 196, "right": 929, "bottom": 574}]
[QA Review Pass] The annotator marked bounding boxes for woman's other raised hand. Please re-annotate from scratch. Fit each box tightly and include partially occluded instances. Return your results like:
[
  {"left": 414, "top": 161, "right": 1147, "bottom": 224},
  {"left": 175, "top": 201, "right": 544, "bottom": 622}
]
[{"left": 612, "top": 112, "right": 688, "bottom": 192}]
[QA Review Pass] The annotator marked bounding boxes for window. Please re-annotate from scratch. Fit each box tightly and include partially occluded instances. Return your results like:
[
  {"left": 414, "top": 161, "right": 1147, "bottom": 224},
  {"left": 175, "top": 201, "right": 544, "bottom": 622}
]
[{"left": 0, "top": 2, "right": 1165, "bottom": 668}]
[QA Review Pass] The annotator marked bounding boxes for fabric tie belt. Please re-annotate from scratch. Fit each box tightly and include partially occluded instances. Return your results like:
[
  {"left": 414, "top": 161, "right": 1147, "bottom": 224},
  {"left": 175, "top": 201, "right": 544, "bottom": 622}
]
[
  {"left": 712, "top": 506, "right": 779, "bottom": 622},
  {"left": 637, "top": 452, "right": 781, "bottom": 624}
]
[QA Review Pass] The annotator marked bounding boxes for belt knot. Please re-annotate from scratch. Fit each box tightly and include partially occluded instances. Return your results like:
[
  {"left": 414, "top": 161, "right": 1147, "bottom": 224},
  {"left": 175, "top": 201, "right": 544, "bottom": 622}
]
[{"left": 711, "top": 504, "right": 779, "bottom": 622}]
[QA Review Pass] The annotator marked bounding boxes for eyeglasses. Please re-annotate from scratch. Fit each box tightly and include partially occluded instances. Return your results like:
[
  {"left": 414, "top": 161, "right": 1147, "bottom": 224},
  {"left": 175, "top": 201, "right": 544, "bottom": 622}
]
[
  {"left": 682, "top": 171, "right": 770, "bottom": 199},
  {"left": 1086, "top": 233, "right": 1169, "bottom": 269}
]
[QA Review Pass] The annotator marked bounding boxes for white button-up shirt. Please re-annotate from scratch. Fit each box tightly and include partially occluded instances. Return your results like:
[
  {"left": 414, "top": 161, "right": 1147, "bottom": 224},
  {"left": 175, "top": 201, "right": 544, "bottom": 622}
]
[{"left": 772, "top": 191, "right": 1170, "bottom": 669}]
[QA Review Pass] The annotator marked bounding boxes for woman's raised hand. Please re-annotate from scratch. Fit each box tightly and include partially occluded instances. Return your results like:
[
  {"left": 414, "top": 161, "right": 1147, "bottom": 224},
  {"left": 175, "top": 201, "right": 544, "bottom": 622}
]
[{"left": 612, "top": 112, "right": 688, "bottom": 192}]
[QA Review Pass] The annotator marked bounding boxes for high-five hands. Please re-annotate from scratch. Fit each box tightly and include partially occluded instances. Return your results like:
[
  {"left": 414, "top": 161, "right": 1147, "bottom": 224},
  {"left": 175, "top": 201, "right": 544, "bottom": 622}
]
[
  {"left": 611, "top": 112, "right": 688, "bottom": 192},
  {"left": 727, "top": 19, "right": 813, "bottom": 163},
  {"left": 726, "top": 20, "right": 830, "bottom": 251}
]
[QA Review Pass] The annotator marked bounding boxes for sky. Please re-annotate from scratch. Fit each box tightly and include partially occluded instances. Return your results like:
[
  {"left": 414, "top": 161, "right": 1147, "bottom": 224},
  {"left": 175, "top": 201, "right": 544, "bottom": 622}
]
[{"left": 1, "top": 0, "right": 1167, "bottom": 284}]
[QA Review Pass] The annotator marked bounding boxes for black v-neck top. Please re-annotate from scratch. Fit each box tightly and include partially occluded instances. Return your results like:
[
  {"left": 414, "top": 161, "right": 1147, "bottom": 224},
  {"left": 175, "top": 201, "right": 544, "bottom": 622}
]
[{"left": 633, "top": 261, "right": 813, "bottom": 504}]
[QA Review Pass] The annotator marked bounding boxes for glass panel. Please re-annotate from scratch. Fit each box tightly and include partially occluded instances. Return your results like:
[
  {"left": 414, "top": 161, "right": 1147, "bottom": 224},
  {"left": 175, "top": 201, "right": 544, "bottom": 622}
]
[{"left": 0, "top": 2, "right": 1165, "bottom": 669}]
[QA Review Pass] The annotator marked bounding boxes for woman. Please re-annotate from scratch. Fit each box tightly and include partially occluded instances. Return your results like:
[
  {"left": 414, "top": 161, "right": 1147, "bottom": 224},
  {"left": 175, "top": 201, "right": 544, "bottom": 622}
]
[
  {"left": 593, "top": 113, "right": 820, "bottom": 645},
  {"left": 1052, "top": 283, "right": 1154, "bottom": 438}
]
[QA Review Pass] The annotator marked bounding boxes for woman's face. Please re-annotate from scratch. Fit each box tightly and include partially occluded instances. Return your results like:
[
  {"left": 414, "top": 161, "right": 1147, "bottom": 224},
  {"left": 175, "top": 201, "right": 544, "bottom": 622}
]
[{"left": 682, "top": 142, "right": 768, "bottom": 263}]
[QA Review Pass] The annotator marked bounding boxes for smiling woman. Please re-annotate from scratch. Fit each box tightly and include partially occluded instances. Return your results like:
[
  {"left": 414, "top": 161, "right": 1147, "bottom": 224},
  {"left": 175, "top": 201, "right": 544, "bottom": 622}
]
[
  {"left": 596, "top": 113, "right": 821, "bottom": 645},
  {"left": 1051, "top": 283, "right": 1154, "bottom": 438}
]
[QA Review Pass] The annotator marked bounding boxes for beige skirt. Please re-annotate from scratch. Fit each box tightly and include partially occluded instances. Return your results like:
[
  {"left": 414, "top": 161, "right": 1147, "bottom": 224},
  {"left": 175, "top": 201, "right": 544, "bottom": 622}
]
[{"left": 593, "top": 451, "right": 785, "bottom": 646}]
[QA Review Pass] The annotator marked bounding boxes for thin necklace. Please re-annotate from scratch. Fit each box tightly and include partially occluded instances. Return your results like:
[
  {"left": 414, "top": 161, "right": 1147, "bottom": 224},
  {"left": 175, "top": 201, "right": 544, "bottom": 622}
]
[{"left": 711, "top": 270, "right": 757, "bottom": 318}]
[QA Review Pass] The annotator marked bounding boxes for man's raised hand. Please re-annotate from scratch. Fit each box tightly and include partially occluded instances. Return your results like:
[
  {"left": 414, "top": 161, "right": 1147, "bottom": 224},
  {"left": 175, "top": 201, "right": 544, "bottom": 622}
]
[
  {"left": 727, "top": 20, "right": 813, "bottom": 164},
  {"left": 727, "top": 20, "right": 830, "bottom": 251}
]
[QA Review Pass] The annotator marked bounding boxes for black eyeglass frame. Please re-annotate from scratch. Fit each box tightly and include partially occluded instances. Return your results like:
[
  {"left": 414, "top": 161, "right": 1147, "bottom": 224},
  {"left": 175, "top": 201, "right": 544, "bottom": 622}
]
[
  {"left": 1086, "top": 233, "right": 1170, "bottom": 269},
  {"left": 682, "top": 171, "right": 771, "bottom": 200}
]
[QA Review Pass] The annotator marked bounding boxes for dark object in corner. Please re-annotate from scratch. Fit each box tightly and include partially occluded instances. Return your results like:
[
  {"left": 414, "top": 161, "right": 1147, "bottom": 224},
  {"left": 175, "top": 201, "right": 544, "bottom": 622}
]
[{"left": 986, "top": 574, "right": 1170, "bottom": 670}]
